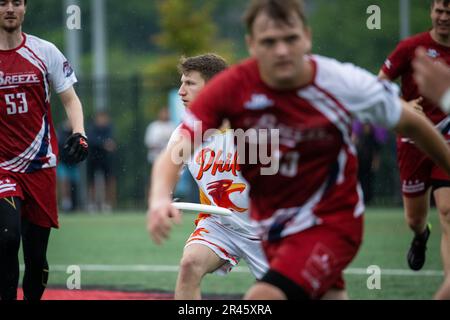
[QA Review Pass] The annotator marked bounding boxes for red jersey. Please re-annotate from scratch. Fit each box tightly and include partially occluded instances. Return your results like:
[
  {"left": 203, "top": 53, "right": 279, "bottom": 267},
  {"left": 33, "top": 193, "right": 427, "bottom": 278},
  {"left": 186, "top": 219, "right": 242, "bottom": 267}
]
[
  {"left": 182, "top": 55, "right": 402, "bottom": 241},
  {"left": 0, "top": 33, "right": 77, "bottom": 173},
  {"left": 382, "top": 31, "right": 450, "bottom": 125}
]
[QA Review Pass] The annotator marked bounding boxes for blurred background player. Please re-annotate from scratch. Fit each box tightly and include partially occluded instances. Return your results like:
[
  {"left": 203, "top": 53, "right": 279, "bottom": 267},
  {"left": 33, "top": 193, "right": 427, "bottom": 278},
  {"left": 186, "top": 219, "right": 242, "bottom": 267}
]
[
  {"left": 86, "top": 110, "right": 117, "bottom": 212},
  {"left": 352, "top": 121, "right": 387, "bottom": 205},
  {"left": 149, "top": 54, "right": 268, "bottom": 300},
  {"left": 379, "top": 0, "right": 450, "bottom": 298},
  {"left": 148, "top": 0, "right": 450, "bottom": 300},
  {"left": 144, "top": 106, "right": 175, "bottom": 195},
  {"left": 56, "top": 119, "right": 81, "bottom": 212},
  {"left": 0, "top": 0, "right": 88, "bottom": 300}
]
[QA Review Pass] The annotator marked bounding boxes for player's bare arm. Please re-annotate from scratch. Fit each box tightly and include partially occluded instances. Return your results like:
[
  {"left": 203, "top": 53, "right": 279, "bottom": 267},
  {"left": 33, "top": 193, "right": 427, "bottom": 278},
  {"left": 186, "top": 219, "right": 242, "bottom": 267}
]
[
  {"left": 394, "top": 100, "right": 450, "bottom": 175},
  {"left": 377, "top": 70, "right": 389, "bottom": 80},
  {"left": 59, "top": 87, "right": 89, "bottom": 163},
  {"left": 59, "top": 87, "right": 86, "bottom": 135},
  {"left": 147, "top": 132, "right": 194, "bottom": 245}
]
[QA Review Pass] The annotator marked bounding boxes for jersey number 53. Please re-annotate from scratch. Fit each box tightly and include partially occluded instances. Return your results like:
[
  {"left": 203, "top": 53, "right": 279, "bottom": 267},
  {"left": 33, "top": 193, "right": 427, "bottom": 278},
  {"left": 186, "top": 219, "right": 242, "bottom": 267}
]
[{"left": 4, "top": 93, "right": 28, "bottom": 115}]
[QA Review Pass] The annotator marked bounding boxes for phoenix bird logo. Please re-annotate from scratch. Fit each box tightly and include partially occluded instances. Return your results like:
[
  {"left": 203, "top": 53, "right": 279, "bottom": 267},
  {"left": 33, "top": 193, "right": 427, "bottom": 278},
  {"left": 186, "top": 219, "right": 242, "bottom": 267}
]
[{"left": 206, "top": 179, "right": 247, "bottom": 213}]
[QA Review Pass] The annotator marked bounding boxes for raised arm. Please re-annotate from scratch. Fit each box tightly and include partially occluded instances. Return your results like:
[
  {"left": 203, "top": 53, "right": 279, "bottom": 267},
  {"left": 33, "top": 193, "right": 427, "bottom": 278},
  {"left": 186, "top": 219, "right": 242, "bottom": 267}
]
[{"left": 146, "top": 132, "right": 195, "bottom": 245}]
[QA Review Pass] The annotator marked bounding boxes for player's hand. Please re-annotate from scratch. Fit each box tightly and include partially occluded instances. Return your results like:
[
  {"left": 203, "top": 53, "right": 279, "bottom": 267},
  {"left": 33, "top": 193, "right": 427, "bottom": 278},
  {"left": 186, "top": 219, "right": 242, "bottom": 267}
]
[
  {"left": 407, "top": 97, "right": 425, "bottom": 116},
  {"left": 63, "top": 133, "right": 89, "bottom": 164},
  {"left": 147, "top": 198, "right": 182, "bottom": 245}
]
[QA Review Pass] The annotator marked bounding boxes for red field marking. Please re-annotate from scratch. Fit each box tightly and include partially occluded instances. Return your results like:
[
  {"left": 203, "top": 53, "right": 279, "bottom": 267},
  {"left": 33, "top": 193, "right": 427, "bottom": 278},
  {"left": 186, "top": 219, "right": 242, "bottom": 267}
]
[{"left": 17, "top": 288, "right": 174, "bottom": 300}]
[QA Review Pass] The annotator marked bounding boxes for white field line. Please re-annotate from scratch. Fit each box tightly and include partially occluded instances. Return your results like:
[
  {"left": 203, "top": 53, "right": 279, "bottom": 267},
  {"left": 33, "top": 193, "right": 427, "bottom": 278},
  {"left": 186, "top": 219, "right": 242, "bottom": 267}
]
[{"left": 19, "top": 264, "right": 444, "bottom": 277}]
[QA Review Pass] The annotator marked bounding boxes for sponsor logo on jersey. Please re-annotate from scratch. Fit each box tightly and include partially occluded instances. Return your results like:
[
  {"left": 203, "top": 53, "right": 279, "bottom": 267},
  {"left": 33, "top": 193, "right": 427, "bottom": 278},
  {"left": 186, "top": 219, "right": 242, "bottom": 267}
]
[
  {"left": 426, "top": 48, "right": 439, "bottom": 58},
  {"left": 244, "top": 94, "right": 274, "bottom": 110},
  {"left": 195, "top": 148, "right": 240, "bottom": 180},
  {"left": 206, "top": 179, "right": 247, "bottom": 212},
  {"left": 0, "top": 71, "right": 40, "bottom": 86},
  {"left": 63, "top": 61, "right": 74, "bottom": 77}
]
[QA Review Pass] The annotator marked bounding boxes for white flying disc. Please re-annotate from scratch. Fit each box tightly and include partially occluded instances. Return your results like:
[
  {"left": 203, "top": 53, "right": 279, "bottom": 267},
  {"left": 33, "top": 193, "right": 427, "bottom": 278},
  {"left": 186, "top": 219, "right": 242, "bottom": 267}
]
[{"left": 172, "top": 202, "right": 232, "bottom": 217}]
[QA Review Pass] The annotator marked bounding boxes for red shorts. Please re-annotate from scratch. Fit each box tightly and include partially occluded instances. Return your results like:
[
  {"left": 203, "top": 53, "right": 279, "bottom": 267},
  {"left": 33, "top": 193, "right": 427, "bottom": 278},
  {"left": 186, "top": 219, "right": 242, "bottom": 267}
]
[
  {"left": 262, "top": 217, "right": 363, "bottom": 299},
  {"left": 397, "top": 141, "right": 450, "bottom": 197},
  {"left": 0, "top": 168, "right": 58, "bottom": 228}
]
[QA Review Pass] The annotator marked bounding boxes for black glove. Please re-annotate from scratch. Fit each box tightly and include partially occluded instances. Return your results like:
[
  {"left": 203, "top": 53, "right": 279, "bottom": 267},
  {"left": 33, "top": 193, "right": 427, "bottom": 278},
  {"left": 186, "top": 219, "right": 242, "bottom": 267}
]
[{"left": 63, "top": 133, "right": 89, "bottom": 164}]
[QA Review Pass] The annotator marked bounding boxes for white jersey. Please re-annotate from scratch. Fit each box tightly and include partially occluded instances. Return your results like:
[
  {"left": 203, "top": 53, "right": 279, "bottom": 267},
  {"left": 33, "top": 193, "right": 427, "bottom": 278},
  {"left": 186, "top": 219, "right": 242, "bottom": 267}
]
[{"left": 169, "top": 127, "right": 257, "bottom": 238}]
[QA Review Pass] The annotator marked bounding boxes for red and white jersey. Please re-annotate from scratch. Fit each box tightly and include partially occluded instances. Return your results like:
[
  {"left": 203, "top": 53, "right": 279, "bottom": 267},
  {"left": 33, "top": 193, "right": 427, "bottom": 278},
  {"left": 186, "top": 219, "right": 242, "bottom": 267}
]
[
  {"left": 169, "top": 127, "right": 257, "bottom": 238},
  {"left": 0, "top": 33, "right": 77, "bottom": 173},
  {"left": 382, "top": 32, "right": 450, "bottom": 126},
  {"left": 181, "top": 55, "right": 402, "bottom": 241}
]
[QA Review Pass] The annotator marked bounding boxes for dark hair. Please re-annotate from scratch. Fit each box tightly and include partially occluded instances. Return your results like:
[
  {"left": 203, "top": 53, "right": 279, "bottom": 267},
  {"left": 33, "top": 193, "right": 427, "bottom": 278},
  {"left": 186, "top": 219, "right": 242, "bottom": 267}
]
[
  {"left": 243, "top": 0, "right": 308, "bottom": 34},
  {"left": 178, "top": 53, "right": 228, "bottom": 81},
  {"left": 431, "top": 0, "right": 450, "bottom": 7}
]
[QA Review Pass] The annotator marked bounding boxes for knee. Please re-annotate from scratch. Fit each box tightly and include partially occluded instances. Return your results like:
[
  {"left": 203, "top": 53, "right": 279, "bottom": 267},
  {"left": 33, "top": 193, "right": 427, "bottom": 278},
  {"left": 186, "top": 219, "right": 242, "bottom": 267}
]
[
  {"left": 24, "top": 249, "right": 47, "bottom": 267},
  {"left": 0, "top": 227, "right": 20, "bottom": 252},
  {"left": 178, "top": 255, "right": 205, "bottom": 280},
  {"left": 438, "top": 205, "right": 450, "bottom": 226}
]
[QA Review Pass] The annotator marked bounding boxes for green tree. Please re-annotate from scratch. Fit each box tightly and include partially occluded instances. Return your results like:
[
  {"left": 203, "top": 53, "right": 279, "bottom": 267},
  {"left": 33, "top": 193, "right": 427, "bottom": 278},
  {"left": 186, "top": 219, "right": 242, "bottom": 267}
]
[{"left": 142, "top": 0, "right": 234, "bottom": 117}]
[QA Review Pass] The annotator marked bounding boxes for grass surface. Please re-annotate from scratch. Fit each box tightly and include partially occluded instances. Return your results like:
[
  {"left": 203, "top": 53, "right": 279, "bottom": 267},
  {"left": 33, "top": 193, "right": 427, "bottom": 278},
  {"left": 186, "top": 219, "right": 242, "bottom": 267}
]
[{"left": 25, "top": 207, "right": 445, "bottom": 299}]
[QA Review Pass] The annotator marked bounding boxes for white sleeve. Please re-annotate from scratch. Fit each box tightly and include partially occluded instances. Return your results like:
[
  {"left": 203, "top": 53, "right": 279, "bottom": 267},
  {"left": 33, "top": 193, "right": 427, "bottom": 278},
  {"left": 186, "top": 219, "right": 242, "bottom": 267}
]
[
  {"left": 46, "top": 43, "right": 78, "bottom": 93},
  {"left": 338, "top": 63, "right": 403, "bottom": 129}
]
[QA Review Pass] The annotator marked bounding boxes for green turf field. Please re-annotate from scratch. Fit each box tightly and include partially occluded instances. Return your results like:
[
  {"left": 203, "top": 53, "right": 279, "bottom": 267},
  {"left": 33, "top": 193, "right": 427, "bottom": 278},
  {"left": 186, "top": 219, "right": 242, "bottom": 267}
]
[{"left": 29, "top": 207, "right": 445, "bottom": 299}]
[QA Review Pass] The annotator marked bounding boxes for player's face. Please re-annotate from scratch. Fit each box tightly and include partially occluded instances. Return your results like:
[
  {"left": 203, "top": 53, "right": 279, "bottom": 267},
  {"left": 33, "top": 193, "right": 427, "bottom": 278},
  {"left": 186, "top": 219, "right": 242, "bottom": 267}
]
[
  {"left": 0, "top": 0, "right": 26, "bottom": 33},
  {"left": 431, "top": 1, "right": 450, "bottom": 38},
  {"left": 246, "top": 11, "right": 311, "bottom": 89},
  {"left": 178, "top": 71, "right": 206, "bottom": 108}
]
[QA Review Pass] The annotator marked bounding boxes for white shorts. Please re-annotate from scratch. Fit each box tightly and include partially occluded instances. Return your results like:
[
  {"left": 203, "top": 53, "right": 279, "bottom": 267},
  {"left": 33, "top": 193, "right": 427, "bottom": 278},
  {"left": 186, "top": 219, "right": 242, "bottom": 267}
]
[{"left": 185, "top": 218, "right": 268, "bottom": 279}]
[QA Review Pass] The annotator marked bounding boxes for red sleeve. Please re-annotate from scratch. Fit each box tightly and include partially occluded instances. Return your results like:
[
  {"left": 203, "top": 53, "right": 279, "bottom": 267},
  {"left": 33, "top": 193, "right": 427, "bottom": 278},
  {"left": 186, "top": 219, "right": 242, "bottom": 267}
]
[
  {"left": 381, "top": 39, "right": 413, "bottom": 80},
  {"left": 180, "top": 68, "right": 236, "bottom": 142}
]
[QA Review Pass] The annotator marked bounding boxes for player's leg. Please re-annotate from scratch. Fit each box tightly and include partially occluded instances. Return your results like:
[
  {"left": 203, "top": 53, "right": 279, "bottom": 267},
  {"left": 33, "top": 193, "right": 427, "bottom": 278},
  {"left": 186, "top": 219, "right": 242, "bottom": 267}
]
[
  {"left": 86, "top": 159, "right": 96, "bottom": 211},
  {"left": 176, "top": 219, "right": 241, "bottom": 299},
  {"left": 244, "top": 280, "right": 288, "bottom": 299},
  {"left": 21, "top": 217, "right": 51, "bottom": 300},
  {"left": 0, "top": 197, "right": 22, "bottom": 300},
  {"left": 245, "top": 273, "right": 348, "bottom": 300},
  {"left": 246, "top": 218, "right": 362, "bottom": 300},
  {"left": 57, "top": 165, "right": 73, "bottom": 211},
  {"left": 398, "top": 144, "right": 432, "bottom": 270},
  {"left": 321, "top": 288, "right": 349, "bottom": 300},
  {"left": 104, "top": 157, "right": 116, "bottom": 210},
  {"left": 175, "top": 243, "right": 226, "bottom": 299},
  {"left": 403, "top": 193, "right": 430, "bottom": 235},
  {"left": 19, "top": 168, "right": 57, "bottom": 300},
  {"left": 321, "top": 276, "right": 348, "bottom": 300},
  {"left": 432, "top": 185, "right": 450, "bottom": 299},
  {"left": 404, "top": 192, "right": 432, "bottom": 270}
]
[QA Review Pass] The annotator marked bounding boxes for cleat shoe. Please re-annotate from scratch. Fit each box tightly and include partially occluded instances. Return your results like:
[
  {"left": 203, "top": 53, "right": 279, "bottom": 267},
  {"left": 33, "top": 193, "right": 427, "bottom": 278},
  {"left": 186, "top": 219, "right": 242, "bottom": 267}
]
[{"left": 407, "top": 223, "right": 431, "bottom": 271}]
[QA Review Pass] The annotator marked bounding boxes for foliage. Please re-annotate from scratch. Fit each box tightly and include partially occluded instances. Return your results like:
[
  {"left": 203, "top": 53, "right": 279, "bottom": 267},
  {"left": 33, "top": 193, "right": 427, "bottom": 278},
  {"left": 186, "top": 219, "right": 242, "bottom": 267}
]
[{"left": 142, "top": 0, "right": 235, "bottom": 112}]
